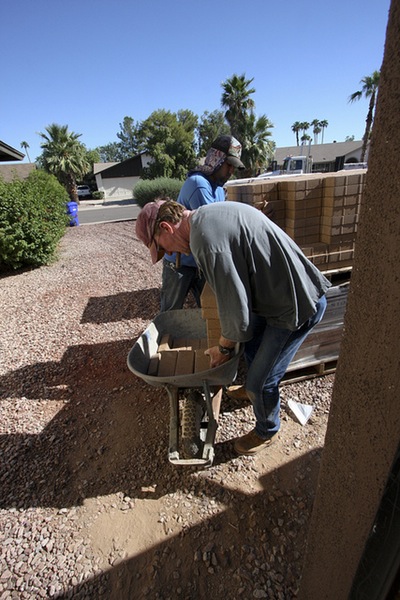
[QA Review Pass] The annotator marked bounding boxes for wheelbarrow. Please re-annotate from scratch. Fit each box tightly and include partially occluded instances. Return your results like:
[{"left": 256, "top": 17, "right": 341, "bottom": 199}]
[{"left": 127, "top": 309, "right": 243, "bottom": 467}]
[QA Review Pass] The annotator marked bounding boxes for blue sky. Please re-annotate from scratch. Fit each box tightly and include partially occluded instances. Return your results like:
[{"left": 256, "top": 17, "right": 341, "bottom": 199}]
[{"left": 2, "top": 0, "right": 391, "bottom": 162}]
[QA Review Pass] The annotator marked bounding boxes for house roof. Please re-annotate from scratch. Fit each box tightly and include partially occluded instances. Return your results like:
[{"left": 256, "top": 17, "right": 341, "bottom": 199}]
[
  {"left": 0, "top": 140, "right": 24, "bottom": 162},
  {"left": 0, "top": 163, "right": 36, "bottom": 182},
  {"left": 93, "top": 162, "right": 119, "bottom": 175},
  {"left": 274, "top": 140, "right": 365, "bottom": 164},
  {"left": 94, "top": 152, "right": 149, "bottom": 179}
]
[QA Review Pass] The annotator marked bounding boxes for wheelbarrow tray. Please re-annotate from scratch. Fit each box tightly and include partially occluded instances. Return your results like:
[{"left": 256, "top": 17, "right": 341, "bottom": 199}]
[
  {"left": 127, "top": 309, "right": 241, "bottom": 388},
  {"left": 127, "top": 309, "right": 242, "bottom": 467}
]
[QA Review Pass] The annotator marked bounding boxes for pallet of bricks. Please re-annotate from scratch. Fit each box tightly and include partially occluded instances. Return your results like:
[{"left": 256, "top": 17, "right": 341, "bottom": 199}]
[
  {"left": 225, "top": 170, "right": 366, "bottom": 378},
  {"left": 226, "top": 171, "right": 365, "bottom": 271}
]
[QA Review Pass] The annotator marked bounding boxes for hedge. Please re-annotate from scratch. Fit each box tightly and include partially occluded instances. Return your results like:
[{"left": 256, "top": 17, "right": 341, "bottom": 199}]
[
  {"left": 0, "top": 170, "right": 70, "bottom": 271},
  {"left": 133, "top": 177, "right": 183, "bottom": 208}
]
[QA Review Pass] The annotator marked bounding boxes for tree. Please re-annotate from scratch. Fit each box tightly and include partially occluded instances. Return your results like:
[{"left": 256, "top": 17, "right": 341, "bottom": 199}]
[
  {"left": 176, "top": 109, "right": 198, "bottom": 135},
  {"left": 197, "top": 110, "right": 230, "bottom": 156},
  {"left": 20, "top": 141, "right": 31, "bottom": 163},
  {"left": 311, "top": 119, "right": 322, "bottom": 144},
  {"left": 85, "top": 148, "right": 101, "bottom": 168},
  {"left": 82, "top": 148, "right": 101, "bottom": 188},
  {"left": 137, "top": 109, "right": 197, "bottom": 179},
  {"left": 96, "top": 142, "right": 123, "bottom": 162},
  {"left": 116, "top": 116, "right": 140, "bottom": 160},
  {"left": 349, "top": 70, "right": 380, "bottom": 161},
  {"left": 220, "top": 73, "right": 274, "bottom": 177},
  {"left": 291, "top": 122, "right": 302, "bottom": 146},
  {"left": 241, "top": 113, "right": 275, "bottom": 177},
  {"left": 299, "top": 122, "right": 310, "bottom": 141},
  {"left": 38, "top": 124, "right": 90, "bottom": 201},
  {"left": 300, "top": 133, "right": 312, "bottom": 145},
  {"left": 221, "top": 73, "right": 255, "bottom": 141},
  {"left": 319, "top": 119, "right": 329, "bottom": 144}
]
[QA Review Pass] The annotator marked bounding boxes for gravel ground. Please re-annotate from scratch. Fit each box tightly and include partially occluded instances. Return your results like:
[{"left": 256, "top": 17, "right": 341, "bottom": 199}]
[{"left": 0, "top": 221, "right": 334, "bottom": 599}]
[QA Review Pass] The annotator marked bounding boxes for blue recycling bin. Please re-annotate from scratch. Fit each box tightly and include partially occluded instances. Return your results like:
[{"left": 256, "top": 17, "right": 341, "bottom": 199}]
[{"left": 66, "top": 201, "right": 79, "bottom": 226}]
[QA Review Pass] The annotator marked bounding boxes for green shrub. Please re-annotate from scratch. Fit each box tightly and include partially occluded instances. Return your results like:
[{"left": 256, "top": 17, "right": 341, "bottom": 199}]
[
  {"left": 92, "top": 190, "right": 105, "bottom": 200},
  {"left": 0, "top": 170, "right": 70, "bottom": 271},
  {"left": 133, "top": 177, "right": 183, "bottom": 208}
]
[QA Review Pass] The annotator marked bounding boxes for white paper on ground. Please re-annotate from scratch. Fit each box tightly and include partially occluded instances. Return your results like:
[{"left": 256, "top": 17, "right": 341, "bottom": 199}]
[{"left": 287, "top": 399, "right": 314, "bottom": 426}]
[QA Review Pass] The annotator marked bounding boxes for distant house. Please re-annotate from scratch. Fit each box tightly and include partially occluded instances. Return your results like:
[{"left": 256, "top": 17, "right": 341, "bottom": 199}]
[
  {"left": 274, "top": 140, "right": 369, "bottom": 173},
  {"left": 94, "top": 152, "right": 152, "bottom": 200},
  {"left": 0, "top": 140, "right": 36, "bottom": 181}
]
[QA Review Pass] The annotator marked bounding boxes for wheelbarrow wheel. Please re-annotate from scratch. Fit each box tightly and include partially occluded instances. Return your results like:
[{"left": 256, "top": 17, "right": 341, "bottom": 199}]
[{"left": 181, "top": 390, "right": 206, "bottom": 458}]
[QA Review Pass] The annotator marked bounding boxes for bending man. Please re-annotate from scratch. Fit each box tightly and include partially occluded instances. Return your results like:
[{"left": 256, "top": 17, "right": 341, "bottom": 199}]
[{"left": 136, "top": 200, "right": 331, "bottom": 456}]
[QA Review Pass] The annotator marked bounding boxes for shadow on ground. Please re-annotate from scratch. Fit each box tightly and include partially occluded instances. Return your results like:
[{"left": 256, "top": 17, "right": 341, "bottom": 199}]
[
  {"left": 51, "top": 450, "right": 320, "bottom": 599},
  {"left": 81, "top": 288, "right": 160, "bottom": 324},
  {"left": 0, "top": 335, "right": 254, "bottom": 510}
]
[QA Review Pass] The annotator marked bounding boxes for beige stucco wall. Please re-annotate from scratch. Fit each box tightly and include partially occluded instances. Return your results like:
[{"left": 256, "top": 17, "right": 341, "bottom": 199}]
[{"left": 298, "top": 1, "right": 400, "bottom": 598}]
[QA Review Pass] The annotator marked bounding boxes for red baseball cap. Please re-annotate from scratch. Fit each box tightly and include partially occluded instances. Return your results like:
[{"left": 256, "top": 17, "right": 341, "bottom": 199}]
[{"left": 135, "top": 200, "right": 167, "bottom": 263}]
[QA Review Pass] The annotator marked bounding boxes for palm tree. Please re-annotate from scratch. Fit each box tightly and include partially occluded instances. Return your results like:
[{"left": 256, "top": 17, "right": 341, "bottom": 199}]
[
  {"left": 297, "top": 122, "right": 310, "bottom": 147},
  {"left": 38, "top": 124, "right": 90, "bottom": 201},
  {"left": 20, "top": 141, "right": 32, "bottom": 162},
  {"left": 349, "top": 70, "right": 380, "bottom": 161},
  {"left": 241, "top": 113, "right": 275, "bottom": 177},
  {"left": 291, "top": 122, "right": 302, "bottom": 146},
  {"left": 319, "top": 120, "right": 329, "bottom": 144},
  {"left": 221, "top": 73, "right": 256, "bottom": 141},
  {"left": 300, "top": 133, "right": 312, "bottom": 145},
  {"left": 311, "top": 119, "right": 322, "bottom": 144}
]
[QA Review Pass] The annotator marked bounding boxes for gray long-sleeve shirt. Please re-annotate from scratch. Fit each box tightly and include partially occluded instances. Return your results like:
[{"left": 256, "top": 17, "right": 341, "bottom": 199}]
[{"left": 190, "top": 201, "right": 331, "bottom": 341}]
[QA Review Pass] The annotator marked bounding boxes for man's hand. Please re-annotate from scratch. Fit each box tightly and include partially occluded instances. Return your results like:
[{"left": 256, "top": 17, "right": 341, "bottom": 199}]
[{"left": 204, "top": 346, "right": 231, "bottom": 368}]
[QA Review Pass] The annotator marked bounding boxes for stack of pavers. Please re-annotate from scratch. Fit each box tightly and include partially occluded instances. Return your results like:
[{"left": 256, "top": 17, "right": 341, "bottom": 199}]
[
  {"left": 200, "top": 283, "right": 221, "bottom": 348},
  {"left": 224, "top": 170, "right": 367, "bottom": 377},
  {"left": 319, "top": 172, "right": 363, "bottom": 271},
  {"left": 226, "top": 170, "right": 365, "bottom": 273},
  {"left": 147, "top": 332, "right": 210, "bottom": 376}
]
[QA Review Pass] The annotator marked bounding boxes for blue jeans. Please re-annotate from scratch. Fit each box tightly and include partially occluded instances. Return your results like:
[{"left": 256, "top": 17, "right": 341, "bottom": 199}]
[
  {"left": 244, "top": 296, "right": 327, "bottom": 438},
  {"left": 160, "top": 259, "right": 205, "bottom": 312}
]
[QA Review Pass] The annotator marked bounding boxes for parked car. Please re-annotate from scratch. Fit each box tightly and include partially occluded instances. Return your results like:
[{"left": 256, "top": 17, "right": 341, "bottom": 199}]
[{"left": 77, "top": 185, "right": 92, "bottom": 199}]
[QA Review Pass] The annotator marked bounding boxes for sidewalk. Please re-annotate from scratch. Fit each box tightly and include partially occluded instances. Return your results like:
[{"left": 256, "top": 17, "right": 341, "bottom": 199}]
[{"left": 79, "top": 197, "right": 138, "bottom": 209}]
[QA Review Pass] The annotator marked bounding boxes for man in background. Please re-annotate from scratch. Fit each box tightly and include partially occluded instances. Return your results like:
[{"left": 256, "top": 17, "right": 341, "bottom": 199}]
[{"left": 160, "top": 135, "right": 244, "bottom": 312}]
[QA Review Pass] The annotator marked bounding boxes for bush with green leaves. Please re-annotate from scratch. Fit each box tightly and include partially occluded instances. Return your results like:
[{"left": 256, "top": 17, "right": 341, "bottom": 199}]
[
  {"left": 0, "top": 170, "right": 70, "bottom": 271},
  {"left": 92, "top": 190, "right": 105, "bottom": 200},
  {"left": 133, "top": 177, "right": 183, "bottom": 207}
]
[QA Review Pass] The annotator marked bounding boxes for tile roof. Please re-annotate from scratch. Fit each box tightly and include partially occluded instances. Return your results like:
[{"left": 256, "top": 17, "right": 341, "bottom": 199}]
[{"left": 0, "top": 163, "right": 36, "bottom": 182}]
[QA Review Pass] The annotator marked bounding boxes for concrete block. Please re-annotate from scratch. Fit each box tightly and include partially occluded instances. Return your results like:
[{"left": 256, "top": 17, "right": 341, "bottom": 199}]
[
  {"left": 194, "top": 349, "right": 211, "bottom": 373},
  {"left": 201, "top": 307, "right": 219, "bottom": 319},
  {"left": 200, "top": 283, "right": 217, "bottom": 308},
  {"left": 175, "top": 350, "right": 195, "bottom": 375},
  {"left": 172, "top": 337, "right": 187, "bottom": 349},
  {"left": 158, "top": 333, "right": 173, "bottom": 351},
  {"left": 157, "top": 351, "right": 178, "bottom": 377},
  {"left": 147, "top": 353, "right": 160, "bottom": 376}
]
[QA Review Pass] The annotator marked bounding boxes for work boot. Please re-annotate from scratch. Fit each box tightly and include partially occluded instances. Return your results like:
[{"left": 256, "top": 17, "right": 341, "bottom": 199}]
[
  {"left": 234, "top": 429, "right": 278, "bottom": 456},
  {"left": 226, "top": 384, "right": 249, "bottom": 401}
]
